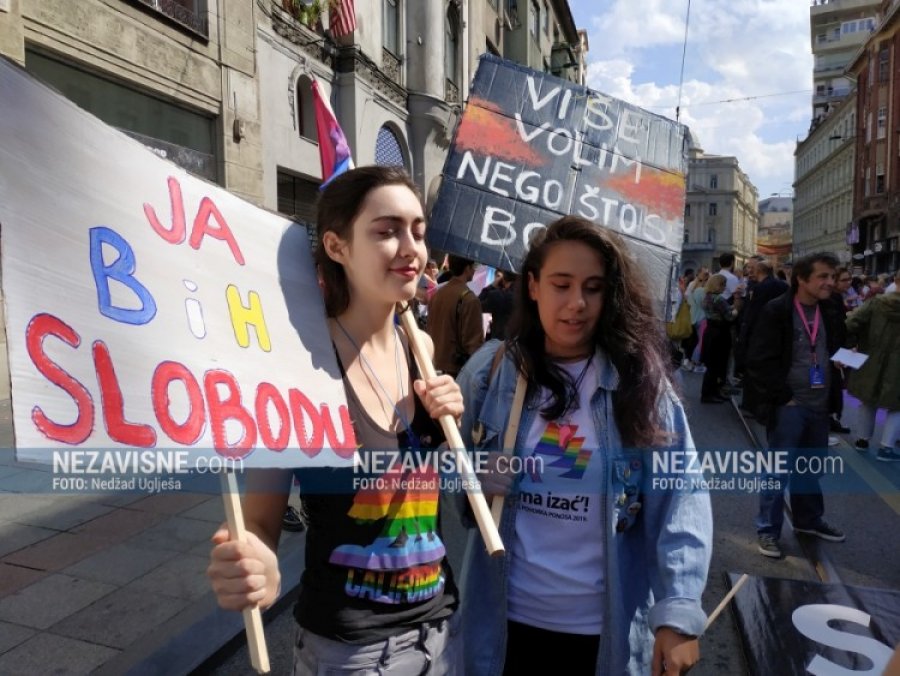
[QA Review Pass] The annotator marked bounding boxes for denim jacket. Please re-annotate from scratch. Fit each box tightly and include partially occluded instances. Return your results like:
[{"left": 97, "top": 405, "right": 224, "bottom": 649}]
[{"left": 456, "top": 341, "right": 712, "bottom": 675}]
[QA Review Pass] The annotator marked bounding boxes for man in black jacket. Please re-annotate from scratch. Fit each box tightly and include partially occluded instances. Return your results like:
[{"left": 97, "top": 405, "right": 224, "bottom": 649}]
[
  {"left": 746, "top": 253, "right": 846, "bottom": 558},
  {"left": 739, "top": 261, "right": 788, "bottom": 416}
]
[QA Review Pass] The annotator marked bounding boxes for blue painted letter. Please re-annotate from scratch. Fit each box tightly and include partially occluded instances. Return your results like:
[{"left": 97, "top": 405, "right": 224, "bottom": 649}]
[{"left": 90, "top": 227, "right": 157, "bottom": 325}]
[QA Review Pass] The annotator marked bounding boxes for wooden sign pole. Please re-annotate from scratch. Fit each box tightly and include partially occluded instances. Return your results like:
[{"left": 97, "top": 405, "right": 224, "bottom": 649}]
[
  {"left": 220, "top": 472, "right": 271, "bottom": 674},
  {"left": 396, "top": 304, "right": 504, "bottom": 557}
]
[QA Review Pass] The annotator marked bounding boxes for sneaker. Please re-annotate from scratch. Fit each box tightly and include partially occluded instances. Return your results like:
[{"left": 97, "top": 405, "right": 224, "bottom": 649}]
[
  {"left": 758, "top": 534, "right": 782, "bottom": 558},
  {"left": 692, "top": 364, "right": 706, "bottom": 373},
  {"left": 828, "top": 435, "right": 839, "bottom": 447},
  {"left": 829, "top": 417, "right": 851, "bottom": 434},
  {"left": 793, "top": 520, "right": 845, "bottom": 542},
  {"left": 854, "top": 439, "right": 870, "bottom": 452},
  {"left": 681, "top": 359, "right": 693, "bottom": 371},
  {"left": 282, "top": 505, "right": 306, "bottom": 532},
  {"left": 876, "top": 448, "right": 900, "bottom": 462}
]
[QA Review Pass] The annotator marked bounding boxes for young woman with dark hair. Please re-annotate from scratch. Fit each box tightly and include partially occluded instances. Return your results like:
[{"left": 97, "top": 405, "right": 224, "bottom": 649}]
[
  {"left": 456, "top": 216, "right": 712, "bottom": 675},
  {"left": 207, "top": 166, "right": 465, "bottom": 674}
]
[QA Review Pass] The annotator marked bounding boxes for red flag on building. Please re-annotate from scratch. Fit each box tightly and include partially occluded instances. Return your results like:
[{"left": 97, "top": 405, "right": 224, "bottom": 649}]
[{"left": 330, "top": 0, "right": 356, "bottom": 38}]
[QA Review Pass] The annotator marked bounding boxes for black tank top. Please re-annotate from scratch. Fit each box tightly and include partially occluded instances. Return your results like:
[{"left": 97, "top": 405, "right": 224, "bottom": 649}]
[{"left": 292, "top": 341, "right": 458, "bottom": 643}]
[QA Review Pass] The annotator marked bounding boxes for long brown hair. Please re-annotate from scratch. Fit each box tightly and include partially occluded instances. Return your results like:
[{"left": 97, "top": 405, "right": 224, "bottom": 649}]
[
  {"left": 507, "top": 216, "right": 670, "bottom": 447},
  {"left": 314, "top": 166, "right": 422, "bottom": 317}
]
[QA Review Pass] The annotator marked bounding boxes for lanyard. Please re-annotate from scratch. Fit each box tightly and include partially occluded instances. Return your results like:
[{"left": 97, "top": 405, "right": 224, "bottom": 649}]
[{"left": 793, "top": 297, "right": 821, "bottom": 354}]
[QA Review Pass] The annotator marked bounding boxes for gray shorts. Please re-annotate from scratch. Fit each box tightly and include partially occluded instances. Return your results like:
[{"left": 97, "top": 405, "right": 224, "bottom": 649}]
[{"left": 292, "top": 612, "right": 463, "bottom": 676}]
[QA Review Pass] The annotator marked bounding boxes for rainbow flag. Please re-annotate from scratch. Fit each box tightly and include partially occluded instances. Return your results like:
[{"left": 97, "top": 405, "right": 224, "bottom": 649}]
[{"left": 312, "top": 78, "right": 354, "bottom": 188}]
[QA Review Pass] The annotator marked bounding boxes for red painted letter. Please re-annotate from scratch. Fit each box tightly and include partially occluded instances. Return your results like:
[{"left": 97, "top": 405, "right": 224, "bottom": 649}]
[
  {"left": 144, "top": 176, "right": 186, "bottom": 244},
  {"left": 322, "top": 404, "right": 357, "bottom": 458},
  {"left": 93, "top": 341, "right": 156, "bottom": 447},
  {"left": 255, "top": 383, "right": 290, "bottom": 452},
  {"left": 288, "top": 388, "right": 325, "bottom": 457},
  {"left": 152, "top": 361, "right": 205, "bottom": 445},
  {"left": 204, "top": 370, "right": 256, "bottom": 458},
  {"left": 25, "top": 313, "right": 94, "bottom": 444},
  {"left": 190, "top": 197, "right": 245, "bottom": 265}
]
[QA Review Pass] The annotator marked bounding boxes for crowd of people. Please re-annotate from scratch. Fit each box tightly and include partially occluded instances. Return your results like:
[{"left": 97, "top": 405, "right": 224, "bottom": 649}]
[
  {"left": 206, "top": 165, "right": 897, "bottom": 674},
  {"left": 671, "top": 253, "right": 900, "bottom": 560}
]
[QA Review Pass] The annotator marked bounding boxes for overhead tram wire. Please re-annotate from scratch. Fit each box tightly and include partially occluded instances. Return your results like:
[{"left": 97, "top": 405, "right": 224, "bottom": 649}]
[
  {"left": 655, "top": 89, "right": 813, "bottom": 111},
  {"left": 675, "top": 0, "right": 691, "bottom": 123}
]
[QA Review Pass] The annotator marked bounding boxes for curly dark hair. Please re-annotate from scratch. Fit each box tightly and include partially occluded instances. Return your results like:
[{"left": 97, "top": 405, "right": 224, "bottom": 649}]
[
  {"left": 506, "top": 216, "right": 670, "bottom": 447},
  {"left": 314, "top": 166, "right": 422, "bottom": 317}
]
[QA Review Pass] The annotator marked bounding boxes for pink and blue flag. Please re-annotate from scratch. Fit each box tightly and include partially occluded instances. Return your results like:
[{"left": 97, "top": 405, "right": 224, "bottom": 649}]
[{"left": 312, "top": 78, "right": 354, "bottom": 188}]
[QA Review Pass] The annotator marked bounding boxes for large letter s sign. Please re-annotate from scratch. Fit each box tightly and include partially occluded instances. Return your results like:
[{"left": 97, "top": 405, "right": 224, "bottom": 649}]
[{"left": 792, "top": 604, "right": 892, "bottom": 675}]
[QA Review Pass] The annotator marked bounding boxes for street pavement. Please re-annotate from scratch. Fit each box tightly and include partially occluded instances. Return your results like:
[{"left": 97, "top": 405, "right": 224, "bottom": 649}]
[{"left": 1, "top": 368, "right": 898, "bottom": 675}]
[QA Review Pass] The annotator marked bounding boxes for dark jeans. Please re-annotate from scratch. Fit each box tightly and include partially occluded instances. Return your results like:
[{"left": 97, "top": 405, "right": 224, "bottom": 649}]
[
  {"left": 504, "top": 620, "right": 600, "bottom": 675},
  {"left": 701, "top": 320, "right": 731, "bottom": 397},
  {"left": 682, "top": 324, "right": 699, "bottom": 363},
  {"left": 756, "top": 405, "right": 828, "bottom": 538}
]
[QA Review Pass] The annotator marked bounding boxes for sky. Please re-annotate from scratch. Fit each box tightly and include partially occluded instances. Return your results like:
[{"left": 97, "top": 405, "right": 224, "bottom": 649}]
[{"left": 567, "top": 0, "right": 814, "bottom": 200}]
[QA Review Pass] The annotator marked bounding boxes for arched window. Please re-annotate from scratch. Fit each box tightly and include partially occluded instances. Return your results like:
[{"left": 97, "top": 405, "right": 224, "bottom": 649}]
[
  {"left": 375, "top": 125, "right": 406, "bottom": 168},
  {"left": 296, "top": 75, "right": 318, "bottom": 143},
  {"left": 445, "top": 4, "right": 460, "bottom": 87}
]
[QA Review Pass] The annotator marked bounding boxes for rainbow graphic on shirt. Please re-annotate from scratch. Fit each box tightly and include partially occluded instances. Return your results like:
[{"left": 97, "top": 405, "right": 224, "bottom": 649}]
[
  {"left": 330, "top": 465, "right": 446, "bottom": 604},
  {"left": 529, "top": 421, "right": 592, "bottom": 481}
]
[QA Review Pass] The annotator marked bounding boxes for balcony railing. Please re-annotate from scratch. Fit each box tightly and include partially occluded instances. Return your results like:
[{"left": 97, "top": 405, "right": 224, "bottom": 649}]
[{"left": 133, "top": 0, "right": 208, "bottom": 38}]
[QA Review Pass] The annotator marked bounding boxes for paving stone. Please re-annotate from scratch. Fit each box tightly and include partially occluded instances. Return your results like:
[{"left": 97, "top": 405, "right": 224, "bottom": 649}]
[
  {"left": 0, "top": 564, "right": 45, "bottom": 599},
  {"left": 127, "top": 491, "right": 212, "bottom": 515},
  {"left": 15, "top": 498, "right": 116, "bottom": 531},
  {"left": 71, "top": 507, "right": 165, "bottom": 541},
  {"left": 125, "top": 515, "right": 218, "bottom": 553},
  {"left": 50, "top": 586, "right": 192, "bottom": 650},
  {"left": 129, "top": 553, "right": 212, "bottom": 600},
  {"left": 2, "top": 532, "right": 115, "bottom": 572},
  {"left": 0, "top": 621, "right": 35, "bottom": 655},
  {"left": 0, "top": 632, "right": 119, "bottom": 674},
  {"left": 63, "top": 543, "right": 178, "bottom": 586},
  {"left": 95, "top": 492, "right": 148, "bottom": 508},
  {"left": 179, "top": 496, "right": 226, "bottom": 523},
  {"left": 0, "top": 494, "right": 61, "bottom": 524},
  {"left": 0, "top": 469, "right": 55, "bottom": 494},
  {"left": 0, "top": 574, "right": 115, "bottom": 629},
  {"left": 0, "top": 522, "right": 57, "bottom": 558}
]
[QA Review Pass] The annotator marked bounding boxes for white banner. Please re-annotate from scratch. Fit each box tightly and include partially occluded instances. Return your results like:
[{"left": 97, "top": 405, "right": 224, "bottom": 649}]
[{"left": 0, "top": 58, "right": 354, "bottom": 469}]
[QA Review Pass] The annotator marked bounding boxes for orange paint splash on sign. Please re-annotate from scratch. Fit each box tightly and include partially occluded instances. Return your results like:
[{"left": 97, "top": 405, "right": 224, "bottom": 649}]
[
  {"left": 455, "top": 97, "right": 548, "bottom": 167},
  {"left": 605, "top": 169, "right": 685, "bottom": 220}
]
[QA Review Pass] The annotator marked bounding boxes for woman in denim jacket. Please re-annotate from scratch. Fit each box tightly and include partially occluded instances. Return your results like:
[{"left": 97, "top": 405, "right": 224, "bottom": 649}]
[{"left": 456, "top": 217, "right": 712, "bottom": 675}]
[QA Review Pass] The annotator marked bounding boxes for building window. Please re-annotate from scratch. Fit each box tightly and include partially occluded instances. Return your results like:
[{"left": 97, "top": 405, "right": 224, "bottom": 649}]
[
  {"left": 708, "top": 228, "right": 715, "bottom": 243},
  {"left": 296, "top": 75, "right": 318, "bottom": 143},
  {"left": 543, "top": 1, "right": 549, "bottom": 34},
  {"left": 375, "top": 125, "right": 406, "bottom": 168},
  {"left": 879, "top": 47, "right": 889, "bottom": 83},
  {"left": 877, "top": 106, "right": 887, "bottom": 140},
  {"left": 277, "top": 170, "right": 320, "bottom": 236},
  {"left": 708, "top": 202, "right": 717, "bottom": 216},
  {"left": 25, "top": 49, "right": 216, "bottom": 180},
  {"left": 710, "top": 174, "right": 718, "bottom": 189},
  {"left": 445, "top": 4, "right": 460, "bottom": 86},
  {"left": 134, "top": 0, "right": 208, "bottom": 38},
  {"left": 685, "top": 204, "right": 691, "bottom": 217},
  {"left": 876, "top": 165, "right": 885, "bottom": 194},
  {"left": 683, "top": 230, "right": 689, "bottom": 244},
  {"left": 531, "top": 0, "right": 540, "bottom": 39},
  {"left": 383, "top": 0, "right": 399, "bottom": 55}
]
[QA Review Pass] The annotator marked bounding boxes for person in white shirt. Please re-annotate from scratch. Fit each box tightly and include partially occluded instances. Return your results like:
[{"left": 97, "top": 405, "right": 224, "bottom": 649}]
[{"left": 717, "top": 252, "right": 739, "bottom": 301}]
